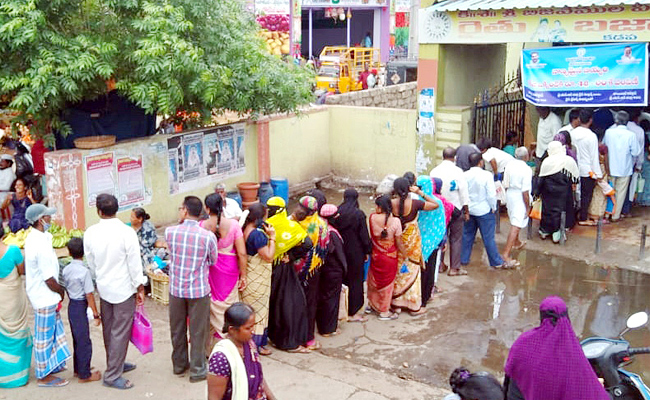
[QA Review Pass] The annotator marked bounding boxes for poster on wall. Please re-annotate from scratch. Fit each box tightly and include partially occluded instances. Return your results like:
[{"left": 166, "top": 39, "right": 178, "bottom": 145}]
[
  {"left": 418, "top": 88, "right": 435, "bottom": 136},
  {"left": 167, "top": 123, "right": 246, "bottom": 195},
  {"left": 85, "top": 152, "right": 115, "bottom": 206},
  {"left": 116, "top": 157, "right": 145, "bottom": 206},
  {"left": 521, "top": 43, "right": 648, "bottom": 107}
]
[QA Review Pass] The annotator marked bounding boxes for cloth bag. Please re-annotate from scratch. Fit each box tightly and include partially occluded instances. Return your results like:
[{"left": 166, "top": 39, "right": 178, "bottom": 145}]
[
  {"left": 529, "top": 198, "right": 542, "bottom": 220},
  {"left": 338, "top": 285, "right": 349, "bottom": 322},
  {"left": 131, "top": 304, "right": 153, "bottom": 355},
  {"left": 494, "top": 180, "right": 507, "bottom": 203}
]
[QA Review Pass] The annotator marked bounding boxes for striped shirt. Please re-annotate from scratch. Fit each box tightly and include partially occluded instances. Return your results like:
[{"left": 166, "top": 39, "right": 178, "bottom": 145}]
[{"left": 165, "top": 220, "right": 218, "bottom": 299}]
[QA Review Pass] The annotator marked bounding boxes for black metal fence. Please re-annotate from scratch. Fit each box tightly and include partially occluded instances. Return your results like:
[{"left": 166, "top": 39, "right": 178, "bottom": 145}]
[{"left": 472, "top": 99, "right": 526, "bottom": 147}]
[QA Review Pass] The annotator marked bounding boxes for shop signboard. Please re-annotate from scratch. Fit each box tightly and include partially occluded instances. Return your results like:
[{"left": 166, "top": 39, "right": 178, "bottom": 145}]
[
  {"left": 255, "top": 0, "right": 290, "bottom": 15},
  {"left": 302, "top": 0, "right": 387, "bottom": 8},
  {"left": 419, "top": 4, "right": 650, "bottom": 43},
  {"left": 395, "top": 0, "right": 410, "bottom": 13},
  {"left": 521, "top": 43, "right": 648, "bottom": 107}
]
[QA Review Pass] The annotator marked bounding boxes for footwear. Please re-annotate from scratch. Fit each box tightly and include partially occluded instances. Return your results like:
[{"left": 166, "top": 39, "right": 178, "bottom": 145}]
[
  {"left": 513, "top": 241, "right": 527, "bottom": 250},
  {"left": 439, "top": 261, "right": 449, "bottom": 274},
  {"left": 502, "top": 260, "right": 520, "bottom": 269},
  {"left": 286, "top": 346, "right": 311, "bottom": 354},
  {"left": 258, "top": 346, "right": 273, "bottom": 356},
  {"left": 321, "top": 329, "right": 341, "bottom": 338},
  {"left": 306, "top": 341, "right": 321, "bottom": 351},
  {"left": 378, "top": 312, "right": 399, "bottom": 321},
  {"left": 539, "top": 230, "right": 549, "bottom": 239},
  {"left": 123, "top": 362, "right": 136, "bottom": 373},
  {"left": 408, "top": 308, "right": 427, "bottom": 317},
  {"left": 79, "top": 370, "right": 102, "bottom": 383},
  {"left": 103, "top": 377, "right": 134, "bottom": 390},
  {"left": 448, "top": 268, "right": 468, "bottom": 276},
  {"left": 173, "top": 366, "right": 189, "bottom": 376},
  {"left": 364, "top": 306, "right": 373, "bottom": 314},
  {"left": 38, "top": 377, "right": 69, "bottom": 387},
  {"left": 348, "top": 315, "right": 368, "bottom": 323},
  {"left": 189, "top": 375, "right": 207, "bottom": 383},
  {"left": 578, "top": 220, "right": 597, "bottom": 226},
  {"left": 552, "top": 231, "right": 561, "bottom": 243}
]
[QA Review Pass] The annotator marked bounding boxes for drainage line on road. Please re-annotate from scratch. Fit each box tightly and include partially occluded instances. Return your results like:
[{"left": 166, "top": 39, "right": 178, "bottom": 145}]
[
  {"left": 560, "top": 211, "right": 566, "bottom": 246},
  {"left": 641, "top": 225, "right": 647, "bottom": 260},
  {"left": 595, "top": 218, "right": 603, "bottom": 254}
]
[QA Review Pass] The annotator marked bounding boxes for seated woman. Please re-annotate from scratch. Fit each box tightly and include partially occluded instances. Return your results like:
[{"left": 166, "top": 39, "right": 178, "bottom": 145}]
[
  {"left": 504, "top": 296, "right": 609, "bottom": 400},
  {"left": 445, "top": 367, "right": 504, "bottom": 400},
  {"left": 2, "top": 178, "right": 34, "bottom": 233},
  {"left": 130, "top": 207, "right": 157, "bottom": 269},
  {"left": 207, "top": 302, "right": 277, "bottom": 400}
]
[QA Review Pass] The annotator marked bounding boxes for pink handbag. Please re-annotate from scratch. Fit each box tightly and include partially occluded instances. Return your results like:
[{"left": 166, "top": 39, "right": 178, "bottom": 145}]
[{"left": 131, "top": 304, "right": 153, "bottom": 355}]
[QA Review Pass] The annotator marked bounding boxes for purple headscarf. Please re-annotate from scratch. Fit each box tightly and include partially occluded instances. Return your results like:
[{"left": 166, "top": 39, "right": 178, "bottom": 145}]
[
  {"left": 504, "top": 296, "right": 609, "bottom": 400},
  {"left": 553, "top": 131, "right": 577, "bottom": 161}
]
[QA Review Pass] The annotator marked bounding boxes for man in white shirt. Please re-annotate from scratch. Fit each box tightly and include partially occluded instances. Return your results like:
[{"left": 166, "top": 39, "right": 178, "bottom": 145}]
[
  {"left": 603, "top": 111, "right": 641, "bottom": 221},
  {"left": 570, "top": 109, "right": 602, "bottom": 223},
  {"left": 502, "top": 147, "right": 532, "bottom": 266},
  {"left": 622, "top": 109, "right": 646, "bottom": 216},
  {"left": 430, "top": 147, "right": 470, "bottom": 276},
  {"left": 461, "top": 153, "right": 506, "bottom": 269},
  {"left": 84, "top": 194, "right": 146, "bottom": 390},
  {"left": 477, "top": 138, "right": 514, "bottom": 179},
  {"left": 559, "top": 108, "right": 580, "bottom": 135},
  {"left": 0, "top": 154, "right": 16, "bottom": 205},
  {"left": 24, "top": 204, "right": 71, "bottom": 387},
  {"left": 215, "top": 183, "right": 242, "bottom": 220},
  {"left": 536, "top": 107, "right": 562, "bottom": 158}
]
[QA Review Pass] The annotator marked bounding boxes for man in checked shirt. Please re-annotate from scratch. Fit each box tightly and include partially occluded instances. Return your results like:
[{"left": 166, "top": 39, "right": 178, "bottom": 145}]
[{"left": 165, "top": 196, "right": 218, "bottom": 383}]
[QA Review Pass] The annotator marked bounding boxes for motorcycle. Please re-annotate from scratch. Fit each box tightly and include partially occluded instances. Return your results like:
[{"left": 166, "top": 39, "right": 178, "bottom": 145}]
[{"left": 582, "top": 311, "right": 650, "bottom": 400}]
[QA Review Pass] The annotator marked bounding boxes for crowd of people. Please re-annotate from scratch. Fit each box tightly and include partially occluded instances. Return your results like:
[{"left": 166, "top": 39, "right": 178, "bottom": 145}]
[{"left": 2, "top": 103, "right": 649, "bottom": 397}]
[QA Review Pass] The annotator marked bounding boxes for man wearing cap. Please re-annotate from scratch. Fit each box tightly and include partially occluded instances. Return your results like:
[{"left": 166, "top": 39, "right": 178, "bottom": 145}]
[
  {"left": 24, "top": 204, "right": 71, "bottom": 387},
  {"left": 0, "top": 154, "right": 15, "bottom": 205},
  {"left": 84, "top": 194, "right": 146, "bottom": 390}
]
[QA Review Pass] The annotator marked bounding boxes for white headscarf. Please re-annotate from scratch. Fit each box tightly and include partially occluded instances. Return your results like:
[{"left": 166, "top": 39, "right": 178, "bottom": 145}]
[{"left": 539, "top": 141, "right": 579, "bottom": 180}]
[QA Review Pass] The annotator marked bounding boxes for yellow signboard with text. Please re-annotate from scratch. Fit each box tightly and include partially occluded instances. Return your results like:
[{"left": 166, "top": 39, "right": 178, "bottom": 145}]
[{"left": 419, "top": 4, "right": 650, "bottom": 43}]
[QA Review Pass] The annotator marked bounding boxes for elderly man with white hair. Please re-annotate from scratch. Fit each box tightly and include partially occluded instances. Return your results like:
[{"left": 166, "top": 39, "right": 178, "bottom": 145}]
[
  {"left": 602, "top": 111, "right": 641, "bottom": 222},
  {"left": 214, "top": 183, "right": 242, "bottom": 220},
  {"left": 501, "top": 147, "right": 532, "bottom": 266}
]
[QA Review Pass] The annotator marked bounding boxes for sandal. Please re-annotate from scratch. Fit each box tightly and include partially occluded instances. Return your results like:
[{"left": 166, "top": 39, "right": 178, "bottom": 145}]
[
  {"left": 408, "top": 308, "right": 427, "bottom": 316},
  {"left": 321, "top": 329, "right": 341, "bottom": 338},
  {"left": 79, "top": 370, "right": 102, "bottom": 383},
  {"left": 578, "top": 220, "right": 597, "bottom": 226},
  {"left": 38, "top": 377, "right": 69, "bottom": 388},
  {"left": 378, "top": 312, "right": 399, "bottom": 321},
  {"left": 123, "top": 362, "right": 137, "bottom": 373},
  {"left": 501, "top": 260, "right": 520, "bottom": 269},
  {"left": 306, "top": 341, "right": 322, "bottom": 351},
  {"left": 258, "top": 346, "right": 273, "bottom": 356},
  {"left": 286, "top": 346, "right": 311, "bottom": 354},
  {"left": 103, "top": 377, "right": 134, "bottom": 390},
  {"left": 513, "top": 241, "right": 527, "bottom": 250},
  {"left": 348, "top": 315, "right": 368, "bottom": 323},
  {"left": 448, "top": 268, "right": 468, "bottom": 276},
  {"left": 364, "top": 306, "right": 374, "bottom": 314}
]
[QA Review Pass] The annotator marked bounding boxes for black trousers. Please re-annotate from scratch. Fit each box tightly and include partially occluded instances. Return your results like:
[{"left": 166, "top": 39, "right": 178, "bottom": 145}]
[
  {"left": 579, "top": 177, "right": 596, "bottom": 221},
  {"left": 421, "top": 250, "right": 438, "bottom": 307},
  {"left": 68, "top": 298, "right": 92, "bottom": 379}
]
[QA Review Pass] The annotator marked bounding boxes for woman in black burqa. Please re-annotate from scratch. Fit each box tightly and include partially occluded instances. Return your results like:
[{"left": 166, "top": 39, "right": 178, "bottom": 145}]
[{"left": 331, "top": 188, "right": 371, "bottom": 322}]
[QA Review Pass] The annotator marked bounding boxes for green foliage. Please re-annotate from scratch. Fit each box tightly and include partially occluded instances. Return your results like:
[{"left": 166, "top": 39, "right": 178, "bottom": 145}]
[{"left": 0, "top": 0, "right": 314, "bottom": 142}]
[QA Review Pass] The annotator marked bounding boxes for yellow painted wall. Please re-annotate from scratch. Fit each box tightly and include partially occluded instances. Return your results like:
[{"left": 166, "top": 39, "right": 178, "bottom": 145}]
[
  {"left": 80, "top": 126, "right": 259, "bottom": 228},
  {"left": 329, "top": 106, "right": 418, "bottom": 181},
  {"left": 268, "top": 109, "right": 331, "bottom": 184}
]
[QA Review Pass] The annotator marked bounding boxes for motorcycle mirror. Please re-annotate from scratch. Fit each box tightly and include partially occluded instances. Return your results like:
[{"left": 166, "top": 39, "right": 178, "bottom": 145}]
[{"left": 627, "top": 312, "right": 649, "bottom": 330}]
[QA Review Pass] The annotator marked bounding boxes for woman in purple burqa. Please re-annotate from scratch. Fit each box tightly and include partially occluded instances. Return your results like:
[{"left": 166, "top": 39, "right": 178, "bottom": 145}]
[{"left": 504, "top": 296, "right": 609, "bottom": 400}]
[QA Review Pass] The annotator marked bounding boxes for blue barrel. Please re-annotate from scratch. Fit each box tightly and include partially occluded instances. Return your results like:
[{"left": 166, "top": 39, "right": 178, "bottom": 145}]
[
  {"left": 258, "top": 182, "right": 274, "bottom": 205},
  {"left": 226, "top": 191, "right": 242, "bottom": 207},
  {"left": 270, "top": 177, "right": 289, "bottom": 203}
]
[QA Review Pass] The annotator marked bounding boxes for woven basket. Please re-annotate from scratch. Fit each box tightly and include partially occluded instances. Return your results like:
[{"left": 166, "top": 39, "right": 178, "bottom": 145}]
[{"left": 73, "top": 135, "right": 116, "bottom": 149}]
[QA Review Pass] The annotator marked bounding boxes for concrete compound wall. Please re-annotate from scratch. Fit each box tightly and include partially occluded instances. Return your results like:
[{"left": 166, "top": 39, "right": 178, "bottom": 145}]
[
  {"left": 47, "top": 106, "right": 417, "bottom": 229},
  {"left": 324, "top": 82, "right": 417, "bottom": 110}
]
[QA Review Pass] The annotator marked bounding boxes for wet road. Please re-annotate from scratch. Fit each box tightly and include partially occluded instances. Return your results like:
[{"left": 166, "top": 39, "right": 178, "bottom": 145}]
[{"left": 295, "top": 187, "right": 650, "bottom": 389}]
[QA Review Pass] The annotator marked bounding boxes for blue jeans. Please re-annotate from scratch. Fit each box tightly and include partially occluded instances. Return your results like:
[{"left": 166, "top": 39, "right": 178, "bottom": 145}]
[{"left": 461, "top": 212, "right": 504, "bottom": 267}]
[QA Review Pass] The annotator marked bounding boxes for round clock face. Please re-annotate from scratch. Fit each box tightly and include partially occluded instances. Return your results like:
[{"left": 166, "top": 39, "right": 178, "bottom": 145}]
[{"left": 425, "top": 11, "right": 452, "bottom": 41}]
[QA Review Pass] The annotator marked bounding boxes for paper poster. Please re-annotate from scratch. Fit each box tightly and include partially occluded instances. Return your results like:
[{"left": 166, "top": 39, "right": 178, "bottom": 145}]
[
  {"left": 418, "top": 88, "right": 436, "bottom": 137},
  {"left": 167, "top": 123, "right": 246, "bottom": 194},
  {"left": 117, "top": 157, "right": 145, "bottom": 206},
  {"left": 522, "top": 43, "right": 648, "bottom": 106},
  {"left": 85, "top": 152, "right": 115, "bottom": 206}
]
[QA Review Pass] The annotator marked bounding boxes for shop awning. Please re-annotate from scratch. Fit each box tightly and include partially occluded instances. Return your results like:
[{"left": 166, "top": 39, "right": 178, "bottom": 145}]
[
  {"left": 429, "top": 0, "right": 650, "bottom": 11},
  {"left": 420, "top": 0, "right": 650, "bottom": 43}
]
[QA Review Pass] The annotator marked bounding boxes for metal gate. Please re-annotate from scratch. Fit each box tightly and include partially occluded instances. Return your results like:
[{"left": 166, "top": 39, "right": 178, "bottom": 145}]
[{"left": 471, "top": 73, "right": 525, "bottom": 147}]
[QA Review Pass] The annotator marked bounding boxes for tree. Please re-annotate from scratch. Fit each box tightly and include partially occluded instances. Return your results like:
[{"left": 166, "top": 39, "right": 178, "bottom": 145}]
[{"left": 0, "top": 0, "right": 314, "bottom": 141}]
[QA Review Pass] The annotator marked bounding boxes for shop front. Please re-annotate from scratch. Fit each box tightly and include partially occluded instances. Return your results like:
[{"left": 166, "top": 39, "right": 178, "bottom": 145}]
[
  {"left": 301, "top": 0, "right": 391, "bottom": 62},
  {"left": 415, "top": 0, "right": 650, "bottom": 172}
]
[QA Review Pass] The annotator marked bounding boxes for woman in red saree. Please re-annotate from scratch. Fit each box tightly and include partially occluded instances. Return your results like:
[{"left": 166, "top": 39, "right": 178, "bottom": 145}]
[{"left": 367, "top": 195, "right": 405, "bottom": 320}]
